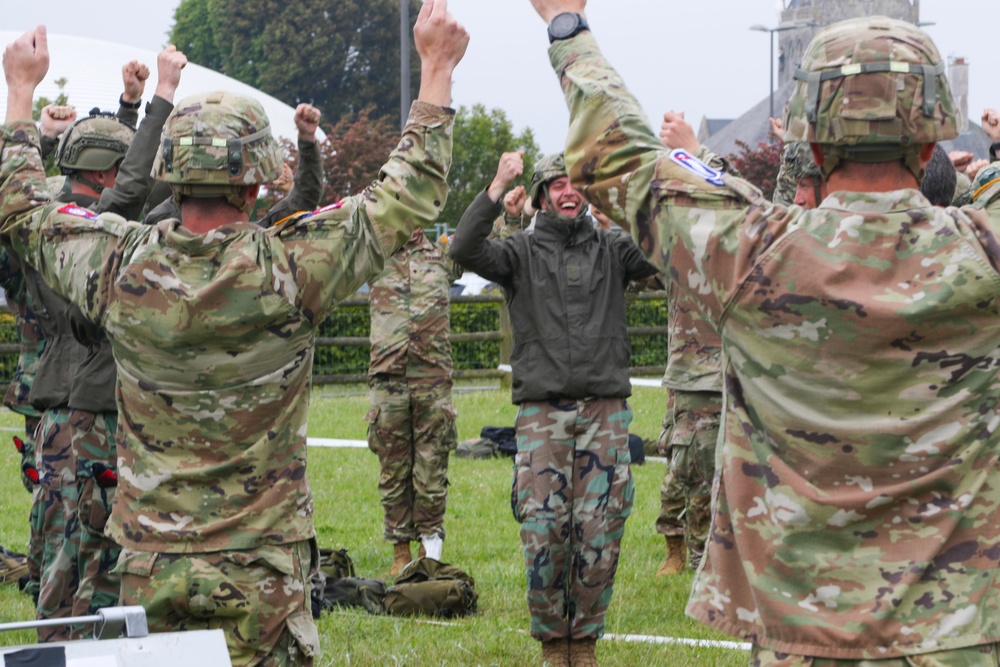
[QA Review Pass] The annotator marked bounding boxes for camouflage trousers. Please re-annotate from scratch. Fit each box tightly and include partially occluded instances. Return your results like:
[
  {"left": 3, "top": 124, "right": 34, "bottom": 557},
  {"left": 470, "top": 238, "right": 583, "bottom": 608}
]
[
  {"left": 15, "top": 415, "right": 39, "bottom": 492},
  {"left": 366, "top": 375, "right": 458, "bottom": 544},
  {"left": 117, "top": 540, "right": 320, "bottom": 667},
  {"left": 35, "top": 408, "right": 119, "bottom": 641},
  {"left": 655, "top": 389, "right": 721, "bottom": 569},
  {"left": 751, "top": 642, "right": 1000, "bottom": 666},
  {"left": 19, "top": 416, "right": 42, "bottom": 602},
  {"left": 511, "top": 397, "right": 634, "bottom": 642},
  {"left": 71, "top": 410, "right": 120, "bottom": 630}
]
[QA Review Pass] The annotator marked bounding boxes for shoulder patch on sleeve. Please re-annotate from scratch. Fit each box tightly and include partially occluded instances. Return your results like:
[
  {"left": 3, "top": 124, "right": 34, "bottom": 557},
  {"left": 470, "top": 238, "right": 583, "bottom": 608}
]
[
  {"left": 669, "top": 149, "right": 725, "bottom": 187},
  {"left": 312, "top": 200, "right": 346, "bottom": 215},
  {"left": 57, "top": 204, "right": 97, "bottom": 220}
]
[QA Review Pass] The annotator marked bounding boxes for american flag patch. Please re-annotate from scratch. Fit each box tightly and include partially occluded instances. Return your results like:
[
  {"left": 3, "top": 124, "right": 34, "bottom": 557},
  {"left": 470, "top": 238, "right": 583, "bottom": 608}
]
[
  {"left": 312, "top": 200, "right": 346, "bottom": 215},
  {"left": 57, "top": 204, "right": 97, "bottom": 220}
]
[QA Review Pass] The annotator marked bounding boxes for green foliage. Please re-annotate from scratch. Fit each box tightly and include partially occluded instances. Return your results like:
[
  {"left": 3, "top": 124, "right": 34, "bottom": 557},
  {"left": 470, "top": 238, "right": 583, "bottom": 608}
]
[
  {"left": 0, "top": 312, "right": 19, "bottom": 381},
  {"left": 627, "top": 293, "right": 670, "bottom": 368},
  {"left": 450, "top": 300, "right": 501, "bottom": 372},
  {"left": 312, "top": 107, "right": 399, "bottom": 205},
  {"left": 0, "top": 291, "right": 667, "bottom": 385},
  {"left": 313, "top": 302, "right": 371, "bottom": 377},
  {"left": 442, "top": 105, "right": 541, "bottom": 227},
  {"left": 170, "top": 0, "right": 422, "bottom": 126},
  {"left": 169, "top": 0, "right": 225, "bottom": 72},
  {"left": 727, "top": 135, "right": 783, "bottom": 199}
]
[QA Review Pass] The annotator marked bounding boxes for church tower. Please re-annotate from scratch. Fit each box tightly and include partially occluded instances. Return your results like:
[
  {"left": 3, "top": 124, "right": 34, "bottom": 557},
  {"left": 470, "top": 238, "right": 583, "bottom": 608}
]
[{"left": 777, "top": 0, "right": 918, "bottom": 86}]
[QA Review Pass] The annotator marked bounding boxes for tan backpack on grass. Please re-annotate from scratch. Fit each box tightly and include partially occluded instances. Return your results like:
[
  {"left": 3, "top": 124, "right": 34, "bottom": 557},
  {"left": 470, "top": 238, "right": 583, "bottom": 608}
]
[{"left": 383, "top": 558, "right": 478, "bottom": 618}]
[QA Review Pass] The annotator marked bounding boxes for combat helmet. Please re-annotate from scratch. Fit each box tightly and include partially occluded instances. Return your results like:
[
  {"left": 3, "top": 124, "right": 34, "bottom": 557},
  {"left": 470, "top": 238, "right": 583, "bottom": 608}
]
[
  {"left": 783, "top": 16, "right": 958, "bottom": 180},
  {"left": 774, "top": 142, "right": 821, "bottom": 206},
  {"left": 153, "top": 90, "right": 283, "bottom": 212},
  {"left": 528, "top": 152, "right": 567, "bottom": 209},
  {"left": 783, "top": 142, "right": 821, "bottom": 182},
  {"left": 56, "top": 109, "right": 135, "bottom": 174}
]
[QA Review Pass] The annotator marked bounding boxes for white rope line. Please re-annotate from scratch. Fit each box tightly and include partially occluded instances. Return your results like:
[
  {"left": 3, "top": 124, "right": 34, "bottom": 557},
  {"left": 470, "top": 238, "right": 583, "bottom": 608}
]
[
  {"left": 604, "top": 633, "right": 750, "bottom": 650},
  {"left": 324, "top": 613, "right": 747, "bottom": 650},
  {"left": 308, "top": 437, "right": 368, "bottom": 448}
]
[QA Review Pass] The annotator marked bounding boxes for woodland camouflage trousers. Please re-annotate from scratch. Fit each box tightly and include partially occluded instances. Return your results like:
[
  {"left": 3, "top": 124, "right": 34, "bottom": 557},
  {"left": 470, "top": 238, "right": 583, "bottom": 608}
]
[{"left": 511, "top": 397, "right": 634, "bottom": 641}]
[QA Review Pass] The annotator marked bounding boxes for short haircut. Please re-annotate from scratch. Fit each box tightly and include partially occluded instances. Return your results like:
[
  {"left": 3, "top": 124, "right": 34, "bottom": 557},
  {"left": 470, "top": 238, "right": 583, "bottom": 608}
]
[{"left": 920, "top": 144, "right": 957, "bottom": 207}]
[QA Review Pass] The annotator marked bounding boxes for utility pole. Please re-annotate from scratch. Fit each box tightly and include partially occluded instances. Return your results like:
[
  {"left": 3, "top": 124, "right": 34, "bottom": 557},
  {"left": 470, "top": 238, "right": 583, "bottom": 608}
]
[{"left": 400, "top": 0, "right": 411, "bottom": 131}]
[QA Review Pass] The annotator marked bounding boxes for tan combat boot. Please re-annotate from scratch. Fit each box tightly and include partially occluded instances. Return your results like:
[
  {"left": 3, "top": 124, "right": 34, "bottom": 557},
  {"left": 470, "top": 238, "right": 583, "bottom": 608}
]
[
  {"left": 656, "top": 535, "right": 686, "bottom": 576},
  {"left": 389, "top": 542, "right": 412, "bottom": 577},
  {"left": 568, "top": 638, "right": 598, "bottom": 667},
  {"left": 541, "top": 638, "right": 569, "bottom": 667}
]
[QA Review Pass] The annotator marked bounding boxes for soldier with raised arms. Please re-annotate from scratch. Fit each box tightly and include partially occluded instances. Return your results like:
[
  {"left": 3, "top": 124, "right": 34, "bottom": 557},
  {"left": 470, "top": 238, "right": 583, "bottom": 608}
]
[
  {"left": 528, "top": 0, "right": 1000, "bottom": 664},
  {"left": 0, "top": 2, "right": 468, "bottom": 664}
]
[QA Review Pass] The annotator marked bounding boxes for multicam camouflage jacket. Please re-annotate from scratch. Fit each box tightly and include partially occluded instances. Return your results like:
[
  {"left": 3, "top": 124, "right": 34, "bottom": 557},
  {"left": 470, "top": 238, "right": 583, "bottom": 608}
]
[
  {"left": 0, "top": 248, "right": 43, "bottom": 418},
  {"left": 369, "top": 227, "right": 459, "bottom": 379},
  {"left": 0, "top": 100, "right": 453, "bottom": 553},
  {"left": 662, "top": 280, "right": 722, "bottom": 393},
  {"left": 550, "top": 32, "right": 1000, "bottom": 660}
]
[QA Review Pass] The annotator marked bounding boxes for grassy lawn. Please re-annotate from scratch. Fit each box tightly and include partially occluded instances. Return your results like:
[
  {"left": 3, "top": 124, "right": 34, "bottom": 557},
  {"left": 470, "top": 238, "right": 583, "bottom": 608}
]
[{"left": 0, "top": 381, "right": 747, "bottom": 666}]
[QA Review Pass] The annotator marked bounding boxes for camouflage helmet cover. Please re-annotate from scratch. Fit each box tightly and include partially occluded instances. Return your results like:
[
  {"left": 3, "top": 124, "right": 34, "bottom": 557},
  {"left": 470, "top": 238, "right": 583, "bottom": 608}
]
[
  {"left": 528, "top": 152, "right": 568, "bottom": 208},
  {"left": 56, "top": 110, "right": 135, "bottom": 173},
  {"left": 153, "top": 91, "right": 283, "bottom": 188},
  {"left": 783, "top": 142, "right": 821, "bottom": 181},
  {"left": 783, "top": 16, "right": 958, "bottom": 151}
]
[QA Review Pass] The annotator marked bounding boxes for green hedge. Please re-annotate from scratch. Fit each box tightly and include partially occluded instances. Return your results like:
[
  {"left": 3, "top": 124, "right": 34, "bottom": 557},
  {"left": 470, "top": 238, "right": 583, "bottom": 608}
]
[
  {"left": 0, "top": 295, "right": 668, "bottom": 384},
  {"left": 0, "top": 312, "right": 18, "bottom": 381},
  {"left": 626, "top": 294, "right": 670, "bottom": 368}
]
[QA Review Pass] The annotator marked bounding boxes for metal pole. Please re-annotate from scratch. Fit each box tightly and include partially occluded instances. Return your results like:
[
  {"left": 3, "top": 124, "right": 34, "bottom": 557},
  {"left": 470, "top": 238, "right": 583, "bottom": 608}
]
[
  {"left": 769, "top": 30, "right": 775, "bottom": 119},
  {"left": 400, "top": 0, "right": 410, "bottom": 131}
]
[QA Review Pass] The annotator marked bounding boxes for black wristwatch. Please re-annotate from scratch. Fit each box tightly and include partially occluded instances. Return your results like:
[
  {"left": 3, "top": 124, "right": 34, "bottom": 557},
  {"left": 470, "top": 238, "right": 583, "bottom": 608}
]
[
  {"left": 547, "top": 12, "right": 589, "bottom": 44},
  {"left": 118, "top": 94, "right": 142, "bottom": 110},
  {"left": 990, "top": 141, "right": 1000, "bottom": 162}
]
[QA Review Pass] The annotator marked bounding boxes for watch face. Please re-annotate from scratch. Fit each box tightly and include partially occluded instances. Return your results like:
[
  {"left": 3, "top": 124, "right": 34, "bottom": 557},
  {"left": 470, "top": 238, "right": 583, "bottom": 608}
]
[{"left": 550, "top": 12, "right": 580, "bottom": 39}]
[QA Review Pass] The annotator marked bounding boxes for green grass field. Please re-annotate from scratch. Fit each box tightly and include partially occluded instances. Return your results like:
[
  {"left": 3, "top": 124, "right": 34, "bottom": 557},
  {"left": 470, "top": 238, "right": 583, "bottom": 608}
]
[{"left": 0, "top": 381, "right": 747, "bottom": 666}]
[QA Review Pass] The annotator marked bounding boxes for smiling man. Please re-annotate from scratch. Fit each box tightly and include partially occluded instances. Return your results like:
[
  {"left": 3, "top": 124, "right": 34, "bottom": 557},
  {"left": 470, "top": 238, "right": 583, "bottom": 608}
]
[{"left": 450, "top": 151, "right": 657, "bottom": 667}]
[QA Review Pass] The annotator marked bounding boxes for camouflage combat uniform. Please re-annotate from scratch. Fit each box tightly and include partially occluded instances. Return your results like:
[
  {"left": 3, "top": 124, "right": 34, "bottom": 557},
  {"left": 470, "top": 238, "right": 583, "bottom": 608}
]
[
  {"left": 366, "top": 227, "right": 459, "bottom": 545},
  {"left": 0, "top": 97, "right": 452, "bottom": 666},
  {"left": 450, "top": 190, "right": 656, "bottom": 642},
  {"left": 548, "top": 20, "right": 1000, "bottom": 663},
  {"left": 26, "top": 100, "right": 174, "bottom": 641},
  {"left": 0, "top": 249, "right": 44, "bottom": 601},
  {"left": 25, "top": 196, "right": 120, "bottom": 641},
  {"left": 655, "top": 280, "right": 722, "bottom": 569}
]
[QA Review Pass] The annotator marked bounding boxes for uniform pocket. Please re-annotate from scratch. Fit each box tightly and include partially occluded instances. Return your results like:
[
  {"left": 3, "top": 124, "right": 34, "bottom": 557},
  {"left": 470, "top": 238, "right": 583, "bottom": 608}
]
[
  {"left": 364, "top": 405, "right": 383, "bottom": 455},
  {"left": 510, "top": 450, "right": 532, "bottom": 523},
  {"left": 606, "top": 443, "right": 635, "bottom": 522},
  {"left": 77, "top": 476, "right": 113, "bottom": 538},
  {"left": 442, "top": 402, "right": 459, "bottom": 451},
  {"left": 284, "top": 610, "right": 319, "bottom": 659}
]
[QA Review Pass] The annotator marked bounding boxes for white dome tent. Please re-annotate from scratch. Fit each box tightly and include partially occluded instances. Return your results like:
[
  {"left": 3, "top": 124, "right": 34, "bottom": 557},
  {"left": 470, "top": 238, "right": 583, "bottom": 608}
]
[{"left": 0, "top": 31, "right": 321, "bottom": 143}]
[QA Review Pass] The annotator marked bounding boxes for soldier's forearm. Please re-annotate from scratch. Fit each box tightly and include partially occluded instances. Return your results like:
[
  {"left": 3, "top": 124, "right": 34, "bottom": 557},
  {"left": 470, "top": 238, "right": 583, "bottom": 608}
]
[
  {"left": 365, "top": 101, "right": 454, "bottom": 257},
  {"left": 549, "top": 32, "right": 662, "bottom": 235},
  {"left": 0, "top": 122, "right": 52, "bottom": 231},
  {"left": 98, "top": 95, "right": 174, "bottom": 219}
]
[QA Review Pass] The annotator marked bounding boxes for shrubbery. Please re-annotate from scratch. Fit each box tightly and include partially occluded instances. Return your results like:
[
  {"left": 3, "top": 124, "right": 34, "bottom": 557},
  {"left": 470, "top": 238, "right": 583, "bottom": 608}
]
[{"left": 0, "top": 295, "right": 668, "bottom": 387}]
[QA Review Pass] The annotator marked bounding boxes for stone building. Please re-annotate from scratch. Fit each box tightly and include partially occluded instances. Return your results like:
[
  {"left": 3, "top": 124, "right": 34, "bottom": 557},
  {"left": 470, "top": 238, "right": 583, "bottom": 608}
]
[{"left": 700, "top": 0, "right": 987, "bottom": 162}]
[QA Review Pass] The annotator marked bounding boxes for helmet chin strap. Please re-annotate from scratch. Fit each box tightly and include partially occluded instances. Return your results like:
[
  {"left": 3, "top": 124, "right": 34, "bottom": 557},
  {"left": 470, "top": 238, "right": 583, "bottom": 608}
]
[{"left": 73, "top": 174, "right": 106, "bottom": 195}]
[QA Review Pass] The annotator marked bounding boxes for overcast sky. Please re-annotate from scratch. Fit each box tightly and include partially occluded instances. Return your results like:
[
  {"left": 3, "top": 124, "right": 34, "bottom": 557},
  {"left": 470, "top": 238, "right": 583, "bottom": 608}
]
[{"left": 4, "top": 1, "right": 994, "bottom": 154}]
